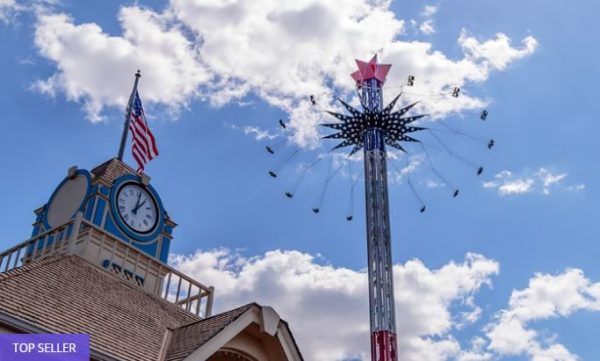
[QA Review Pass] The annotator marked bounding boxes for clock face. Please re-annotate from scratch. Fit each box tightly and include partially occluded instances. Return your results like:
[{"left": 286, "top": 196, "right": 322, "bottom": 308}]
[{"left": 116, "top": 183, "right": 158, "bottom": 234}]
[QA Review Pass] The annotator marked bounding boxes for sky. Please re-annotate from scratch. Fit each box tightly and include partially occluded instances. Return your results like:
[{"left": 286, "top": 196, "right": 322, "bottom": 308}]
[{"left": 1, "top": 0, "right": 599, "bottom": 360}]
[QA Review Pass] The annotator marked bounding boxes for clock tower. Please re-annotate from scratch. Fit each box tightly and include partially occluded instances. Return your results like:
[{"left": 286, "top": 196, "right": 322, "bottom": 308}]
[
  {"left": 31, "top": 158, "right": 175, "bottom": 263},
  {"left": 16, "top": 157, "right": 214, "bottom": 317}
]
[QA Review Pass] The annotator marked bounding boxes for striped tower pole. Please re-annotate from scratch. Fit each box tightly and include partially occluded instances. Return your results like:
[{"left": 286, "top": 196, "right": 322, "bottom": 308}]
[{"left": 360, "top": 64, "right": 398, "bottom": 361}]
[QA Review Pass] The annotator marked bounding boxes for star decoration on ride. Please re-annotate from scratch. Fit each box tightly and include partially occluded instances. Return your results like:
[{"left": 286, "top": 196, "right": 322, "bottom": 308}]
[
  {"left": 322, "top": 55, "right": 428, "bottom": 155},
  {"left": 351, "top": 54, "right": 391, "bottom": 84},
  {"left": 322, "top": 93, "right": 428, "bottom": 155}
]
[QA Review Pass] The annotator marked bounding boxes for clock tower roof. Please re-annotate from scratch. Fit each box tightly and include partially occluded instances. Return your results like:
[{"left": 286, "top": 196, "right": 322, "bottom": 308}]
[{"left": 91, "top": 158, "right": 138, "bottom": 185}]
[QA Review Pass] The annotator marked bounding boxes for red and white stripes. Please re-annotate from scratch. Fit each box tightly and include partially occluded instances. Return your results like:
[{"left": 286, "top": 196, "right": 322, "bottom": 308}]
[{"left": 128, "top": 91, "right": 159, "bottom": 173}]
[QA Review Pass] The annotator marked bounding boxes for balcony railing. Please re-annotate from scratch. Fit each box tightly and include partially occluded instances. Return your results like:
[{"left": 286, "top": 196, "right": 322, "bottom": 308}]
[{"left": 0, "top": 213, "right": 214, "bottom": 318}]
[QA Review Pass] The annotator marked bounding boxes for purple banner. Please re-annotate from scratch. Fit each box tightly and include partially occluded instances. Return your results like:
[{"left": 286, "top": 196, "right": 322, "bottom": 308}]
[{"left": 0, "top": 334, "right": 89, "bottom": 361}]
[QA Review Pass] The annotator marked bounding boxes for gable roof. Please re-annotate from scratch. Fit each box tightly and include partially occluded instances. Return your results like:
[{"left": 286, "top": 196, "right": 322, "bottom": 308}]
[
  {"left": 0, "top": 255, "right": 199, "bottom": 361},
  {"left": 165, "top": 302, "right": 304, "bottom": 361},
  {"left": 164, "top": 303, "right": 254, "bottom": 361}
]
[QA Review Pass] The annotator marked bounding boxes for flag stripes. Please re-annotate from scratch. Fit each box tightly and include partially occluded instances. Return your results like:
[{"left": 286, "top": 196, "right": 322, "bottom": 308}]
[{"left": 128, "top": 91, "right": 159, "bottom": 173}]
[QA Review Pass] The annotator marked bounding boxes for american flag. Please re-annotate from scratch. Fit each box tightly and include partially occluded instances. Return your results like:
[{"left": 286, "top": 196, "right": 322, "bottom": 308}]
[{"left": 128, "top": 91, "right": 159, "bottom": 173}]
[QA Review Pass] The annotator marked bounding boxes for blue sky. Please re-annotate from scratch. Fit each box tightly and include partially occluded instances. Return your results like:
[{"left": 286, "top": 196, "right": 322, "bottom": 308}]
[{"left": 1, "top": 1, "right": 599, "bottom": 360}]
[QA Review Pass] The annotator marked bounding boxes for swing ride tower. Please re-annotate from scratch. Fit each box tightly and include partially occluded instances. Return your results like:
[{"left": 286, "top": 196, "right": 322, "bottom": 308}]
[
  {"left": 357, "top": 58, "right": 398, "bottom": 361},
  {"left": 265, "top": 53, "right": 493, "bottom": 360},
  {"left": 321, "top": 55, "right": 430, "bottom": 361}
]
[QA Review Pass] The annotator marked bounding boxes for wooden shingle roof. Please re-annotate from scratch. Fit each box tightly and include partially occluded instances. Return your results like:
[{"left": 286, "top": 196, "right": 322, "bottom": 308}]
[
  {"left": 0, "top": 255, "right": 199, "bottom": 361},
  {"left": 165, "top": 303, "right": 255, "bottom": 361},
  {"left": 0, "top": 255, "right": 300, "bottom": 361},
  {"left": 90, "top": 158, "right": 137, "bottom": 185}
]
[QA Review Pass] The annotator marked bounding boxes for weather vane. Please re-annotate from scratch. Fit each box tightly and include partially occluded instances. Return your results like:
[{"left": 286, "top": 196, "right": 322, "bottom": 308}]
[{"left": 264, "top": 54, "right": 494, "bottom": 361}]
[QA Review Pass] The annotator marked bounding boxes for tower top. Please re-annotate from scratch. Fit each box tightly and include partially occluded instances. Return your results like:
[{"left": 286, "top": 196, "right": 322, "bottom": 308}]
[{"left": 350, "top": 54, "right": 392, "bottom": 85}]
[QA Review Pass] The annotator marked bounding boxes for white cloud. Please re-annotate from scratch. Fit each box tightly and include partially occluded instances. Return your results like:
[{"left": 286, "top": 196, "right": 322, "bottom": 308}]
[
  {"left": 33, "top": 8, "right": 209, "bottom": 122},
  {"left": 32, "top": 1, "right": 537, "bottom": 147},
  {"left": 567, "top": 184, "right": 585, "bottom": 192},
  {"left": 0, "top": 0, "right": 19, "bottom": 22},
  {"left": 498, "top": 178, "right": 535, "bottom": 195},
  {"left": 459, "top": 30, "right": 538, "bottom": 71},
  {"left": 419, "top": 20, "right": 436, "bottom": 35},
  {"left": 171, "top": 249, "right": 498, "bottom": 361},
  {"left": 457, "top": 337, "right": 492, "bottom": 361},
  {"left": 227, "top": 123, "right": 279, "bottom": 141},
  {"left": 418, "top": 5, "right": 438, "bottom": 35},
  {"left": 422, "top": 5, "right": 438, "bottom": 17},
  {"left": 242, "top": 126, "right": 278, "bottom": 141},
  {"left": 424, "top": 179, "right": 443, "bottom": 188},
  {"left": 483, "top": 167, "right": 583, "bottom": 196},
  {"left": 389, "top": 153, "right": 423, "bottom": 184},
  {"left": 485, "top": 269, "right": 600, "bottom": 361}
]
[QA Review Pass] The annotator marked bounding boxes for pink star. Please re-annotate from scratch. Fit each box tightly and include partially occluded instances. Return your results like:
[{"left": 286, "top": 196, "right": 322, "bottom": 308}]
[{"left": 351, "top": 55, "right": 391, "bottom": 85}]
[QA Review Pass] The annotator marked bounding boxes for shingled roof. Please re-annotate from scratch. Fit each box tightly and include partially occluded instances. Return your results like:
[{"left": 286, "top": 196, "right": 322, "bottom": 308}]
[
  {"left": 0, "top": 255, "right": 302, "bottom": 361},
  {"left": 90, "top": 158, "right": 137, "bottom": 185},
  {"left": 0, "top": 255, "right": 199, "bottom": 360},
  {"left": 165, "top": 303, "right": 255, "bottom": 361}
]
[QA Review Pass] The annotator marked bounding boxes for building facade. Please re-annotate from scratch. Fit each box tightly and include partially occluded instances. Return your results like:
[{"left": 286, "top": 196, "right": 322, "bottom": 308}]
[{"left": 0, "top": 158, "right": 303, "bottom": 361}]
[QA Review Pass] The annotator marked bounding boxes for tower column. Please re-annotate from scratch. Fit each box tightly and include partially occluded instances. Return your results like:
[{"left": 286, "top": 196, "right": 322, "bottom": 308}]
[
  {"left": 323, "top": 55, "right": 418, "bottom": 361},
  {"left": 362, "top": 78, "right": 398, "bottom": 361}
]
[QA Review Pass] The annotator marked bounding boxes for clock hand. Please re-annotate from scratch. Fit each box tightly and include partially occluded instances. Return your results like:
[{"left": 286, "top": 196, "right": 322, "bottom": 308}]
[
  {"left": 135, "top": 193, "right": 142, "bottom": 210},
  {"left": 132, "top": 198, "right": 147, "bottom": 215},
  {"left": 138, "top": 199, "right": 147, "bottom": 208},
  {"left": 132, "top": 199, "right": 141, "bottom": 215}
]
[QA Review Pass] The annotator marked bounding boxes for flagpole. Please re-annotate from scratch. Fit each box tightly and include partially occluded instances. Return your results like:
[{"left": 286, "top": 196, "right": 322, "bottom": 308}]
[{"left": 117, "top": 70, "right": 141, "bottom": 161}]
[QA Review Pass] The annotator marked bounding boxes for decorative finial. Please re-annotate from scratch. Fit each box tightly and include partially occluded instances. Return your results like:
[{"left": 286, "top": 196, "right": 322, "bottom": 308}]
[
  {"left": 350, "top": 54, "right": 391, "bottom": 85},
  {"left": 135, "top": 70, "right": 141, "bottom": 78}
]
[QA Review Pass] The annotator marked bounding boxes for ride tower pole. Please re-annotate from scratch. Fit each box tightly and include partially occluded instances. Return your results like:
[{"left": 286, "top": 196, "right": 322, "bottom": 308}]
[
  {"left": 319, "top": 54, "right": 489, "bottom": 361},
  {"left": 323, "top": 55, "right": 426, "bottom": 360},
  {"left": 361, "top": 68, "right": 397, "bottom": 361}
]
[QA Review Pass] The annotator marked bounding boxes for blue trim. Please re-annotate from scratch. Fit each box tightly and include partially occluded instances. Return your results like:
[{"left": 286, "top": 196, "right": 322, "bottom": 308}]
[
  {"left": 31, "top": 225, "right": 40, "bottom": 237},
  {"left": 42, "top": 170, "right": 92, "bottom": 230},
  {"left": 93, "top": 199, "right": 106, "bottom": 226},
  {"left": 84, "top": 196, "right": 95, "bottom": 221},
  {"left": 133, "top": 241, "right": 158, "bottom": 258},
  {"left": 101, "top": 259, "right": 145, "bottom": 286},
  {"left": 108, "top": 175, "right": 165, "bottom": 243},
  {"left": 104, "top": 216, "right": 128, "bottom": 243},
  {"left": 159, "top": 237, "right": 171, "bottom": 263},
  {"left": 99, "top": 186, "right": 109, "bottom": 196}
]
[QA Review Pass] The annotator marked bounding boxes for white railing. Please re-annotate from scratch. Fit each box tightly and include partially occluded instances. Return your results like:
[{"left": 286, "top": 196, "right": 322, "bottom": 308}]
[{"left": 0, "top": 213, "right": 214, "bottom": 318}]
